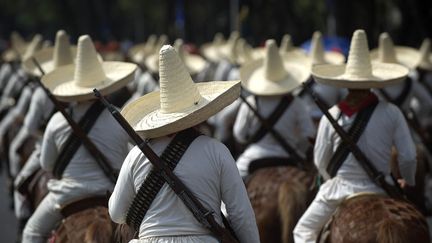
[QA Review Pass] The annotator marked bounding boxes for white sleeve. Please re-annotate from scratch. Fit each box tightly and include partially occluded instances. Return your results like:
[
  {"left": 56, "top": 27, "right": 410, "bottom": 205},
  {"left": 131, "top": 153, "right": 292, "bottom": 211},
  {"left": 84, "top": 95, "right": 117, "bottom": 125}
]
[
  {"left": 40, "top": 116, "right": 60, "bottom": 172},
  {"left": 109, "top": 147, "right": 139, "bottom": 223},
  {"left": 218, "top": 143, "right": 260, "bottom": 243},
  {"left": 391, "top": 106, "right": 417, "bottom": 185},
  {"left": 314, "top": 116, "right": 334, "bottom": 180},
  {"left": 233, "top": 97, "right": 254, "bottom": 144}
]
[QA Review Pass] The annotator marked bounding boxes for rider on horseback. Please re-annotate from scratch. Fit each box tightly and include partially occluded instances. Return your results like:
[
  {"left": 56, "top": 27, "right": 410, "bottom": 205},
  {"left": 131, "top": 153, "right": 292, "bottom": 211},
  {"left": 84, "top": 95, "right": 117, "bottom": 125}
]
[
  {"left": 234, "top": 39, "right": 315, "bottom": 178},
  {"left": 293, "top": 30, "right": 417, "bottom": 243},
  {"left": 108, "top": 45, "right": 260, "bottom": 243},
  {"left": 21, "top": 35, "right": 137, "bottom": 243}
]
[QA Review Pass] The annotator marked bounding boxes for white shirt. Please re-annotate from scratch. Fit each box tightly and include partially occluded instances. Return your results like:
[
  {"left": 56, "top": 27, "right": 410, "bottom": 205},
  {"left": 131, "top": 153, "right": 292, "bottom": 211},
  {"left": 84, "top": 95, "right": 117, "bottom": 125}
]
[
  {"left": 127, "top": 71, "right": 159, "bottom": 104},
  {"left": 40, "top": 101, "right": 130, "bottom": 206},
  {"left": 0, "top": 63, "right": 13, "bottom": 91},
  {"left": 315, "top": 101, "right": 417, "bottom": 185},
  {"left": 22, "top": 86, "right": 54, "bottom": 134},
  {"left": 109, "top": 135, "right": 260, "bottom": 243},
  {"left": 234, "top": 95, "right": 316, "bottom": 176},
  {"left": 0, "top": 86, "right": 32, "bottom": 139}
]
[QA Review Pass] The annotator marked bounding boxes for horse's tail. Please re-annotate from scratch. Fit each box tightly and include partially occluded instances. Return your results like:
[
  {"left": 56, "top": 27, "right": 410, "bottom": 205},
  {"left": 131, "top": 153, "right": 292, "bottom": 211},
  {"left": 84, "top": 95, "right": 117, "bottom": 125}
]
[
  {"left": 84, "top": 214, "right": 113, "bottom": 243},
  {"left": 377, "top": 220, "right": 409, "bottom": 243},
  {"left": 278, "top": 181, "right": 308, "bottom": 243}
]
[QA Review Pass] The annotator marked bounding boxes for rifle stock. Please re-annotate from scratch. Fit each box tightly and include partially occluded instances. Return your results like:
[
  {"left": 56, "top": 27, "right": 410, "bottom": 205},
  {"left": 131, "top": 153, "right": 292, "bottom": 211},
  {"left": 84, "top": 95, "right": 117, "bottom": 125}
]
[
  {"left": 93, "top": 89, "right": 238, "bottom": 243},
  {"left": 31, "top": 58, "right": 118, "bottom": 183},
  {"left": 302, "top": 82, "right": 406, "bottom": 200}
]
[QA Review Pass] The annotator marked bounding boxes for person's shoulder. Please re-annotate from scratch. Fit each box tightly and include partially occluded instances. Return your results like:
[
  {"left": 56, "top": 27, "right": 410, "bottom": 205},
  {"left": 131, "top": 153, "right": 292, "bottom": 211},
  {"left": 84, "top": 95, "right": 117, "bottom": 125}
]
[{"left": 194, "top": 135, "right": 231, "bottom": 153}]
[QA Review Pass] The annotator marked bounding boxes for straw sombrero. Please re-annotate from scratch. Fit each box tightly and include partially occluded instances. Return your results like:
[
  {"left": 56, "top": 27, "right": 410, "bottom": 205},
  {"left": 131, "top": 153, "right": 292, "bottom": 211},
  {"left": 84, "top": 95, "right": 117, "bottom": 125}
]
[
  {"left": 312, "top": 30, "right": 408, "bottom": 89},
  {"left": 236, "top": 38, "right": 256, "bottom": 65},
  {"left": 41, "top": 35, "right": 137, "bottom": 102},
  {"left": 22, "top": 30, "right": 76, "bottom": 77},
  {"left": 218, "top": 31, "right": 240, "bottom": 64},
  {"left": 417, "top": 38, "right": 432, "bottom": 71},
  {"left": 201, "top": 33, "right": 225, "bottom": 62},
  {"left": 240, "top": 39, "right": 310, "bottom": 96},
  {"left": 370, "top": 32, "right": 420, "bottom": 69},
  {"left": 309, "top": 31, "right": 345, "bottom": 65},
  {"left": 174, "top": 39, "right": 206, "bottom": 75},
  {"left": 128, "top": 34, "right": 157, "bottom": 64},
  {"left": 121, "top": 45, "right": 240, "bottom": 139},
  {"left": 2, "top": 32, "right": 28, "bottom": 62},
  {"left": 144, "top": 35, "right": 169, "bottom": 73}
]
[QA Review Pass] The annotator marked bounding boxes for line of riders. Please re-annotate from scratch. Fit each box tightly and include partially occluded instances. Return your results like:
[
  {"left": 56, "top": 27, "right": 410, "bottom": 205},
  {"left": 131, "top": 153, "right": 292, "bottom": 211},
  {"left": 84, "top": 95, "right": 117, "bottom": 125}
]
[{"left": 0, "top": 27, "right": 431, "bottom": 243}]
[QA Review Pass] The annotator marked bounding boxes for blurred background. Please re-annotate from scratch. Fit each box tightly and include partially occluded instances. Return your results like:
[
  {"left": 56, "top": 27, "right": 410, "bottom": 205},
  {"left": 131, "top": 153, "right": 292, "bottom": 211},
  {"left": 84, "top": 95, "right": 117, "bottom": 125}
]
[{"left": 0, "top": 0, "right": 431, "bottom": 49}]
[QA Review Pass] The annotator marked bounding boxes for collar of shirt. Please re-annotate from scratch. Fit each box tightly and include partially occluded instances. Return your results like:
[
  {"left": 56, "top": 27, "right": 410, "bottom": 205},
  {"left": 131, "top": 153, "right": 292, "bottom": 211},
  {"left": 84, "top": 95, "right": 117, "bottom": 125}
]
[{"left": 338, "top": 93, "right": 378, "bottom": 117}]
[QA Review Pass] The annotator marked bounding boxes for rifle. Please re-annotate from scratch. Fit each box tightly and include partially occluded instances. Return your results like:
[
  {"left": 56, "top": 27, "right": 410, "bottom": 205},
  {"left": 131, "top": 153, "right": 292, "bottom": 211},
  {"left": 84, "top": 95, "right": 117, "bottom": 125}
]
[
  {"left": 30, "top": 58, "right": 117, "bottom": 183},
  {"left": 93, "top": 89, "right": 239, "bottom": 243},
  {"left": 302, "top": 82, "right": 406, "bottom": 200},
  {"left": 239, "top": 94, "right": 307, "bottom": 168}
]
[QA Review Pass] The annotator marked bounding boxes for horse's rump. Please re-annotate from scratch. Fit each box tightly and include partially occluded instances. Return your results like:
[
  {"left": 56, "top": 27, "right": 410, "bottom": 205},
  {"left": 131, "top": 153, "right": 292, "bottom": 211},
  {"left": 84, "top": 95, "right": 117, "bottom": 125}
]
[
  {"left": 319, "top": 193, "right": 430, "bottom": 243},
  {"left": 247, "top": 166, "right": 316, "bottom": 243}
]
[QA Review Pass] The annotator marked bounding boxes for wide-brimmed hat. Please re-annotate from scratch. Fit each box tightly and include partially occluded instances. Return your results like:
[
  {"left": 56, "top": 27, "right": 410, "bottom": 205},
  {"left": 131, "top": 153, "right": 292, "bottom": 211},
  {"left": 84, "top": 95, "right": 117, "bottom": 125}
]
[
  {"left": 121, "top": 45, "right": 240, "bottom": 139},
  {"left": 370, "top": 32, "right": 420, "bottom": 69},
  {"left": 309, "top": 31, "right": 345, "bottom": 65},
  {"left": 417, "top": 38, "right": 432, "bottom": 71},
  {"left": 218, "top": 31, "right": 240, "bottom": 64},
  {"left": 312, "top": 30, "right": 408, "bottom": 89},
  {"left": 174, "top": 39, "right": 206, "bottom": 75},
  {"left": 240, "top": 39, "right": 310, "bottom": 96},
  {"left": 279, "top": 34, "right": 305, "bottom": 55},
  {"left": 144, "top": 35, "right": 169, "bottom": 73},
  {"left": 2, "top": 32, "right": 29, "bottom": 62},
  {"left": 128, "top": 34, "right": 157, "bottom": 64},
  {"left": 22, "top": 30, "right": 76, "bottom": 77},
  {"left": 41, "top": 35, "right": 137, "bottom": 102},
  {"left": 201, "top": 33, "right": 225, "bottom": 62}
]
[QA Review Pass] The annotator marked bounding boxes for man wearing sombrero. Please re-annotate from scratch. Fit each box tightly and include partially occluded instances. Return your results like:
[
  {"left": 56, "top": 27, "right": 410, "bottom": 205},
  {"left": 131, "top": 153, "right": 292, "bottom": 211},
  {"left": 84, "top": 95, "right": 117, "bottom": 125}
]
[
  {"left": 109, "top": 45, "right": 260, "bottom": 243},
  {"left": 293, "top": 30, "right": 417, "bottom": 243},
  {"left": 234, "top": 39, "right": 315, "bottom": 178},
  {"left": 22, "top": 35, "right": 136, "bottom": 243}
]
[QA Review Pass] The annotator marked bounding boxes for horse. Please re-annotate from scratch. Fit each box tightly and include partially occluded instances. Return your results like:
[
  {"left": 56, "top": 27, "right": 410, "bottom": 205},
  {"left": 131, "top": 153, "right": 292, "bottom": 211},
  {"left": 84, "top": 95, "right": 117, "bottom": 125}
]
[
  {"left": 318, "top": 193, "right": 430, "bottom": 243},
  {"left": 246, "top": 165, "right": 317, "bottom": 243}
]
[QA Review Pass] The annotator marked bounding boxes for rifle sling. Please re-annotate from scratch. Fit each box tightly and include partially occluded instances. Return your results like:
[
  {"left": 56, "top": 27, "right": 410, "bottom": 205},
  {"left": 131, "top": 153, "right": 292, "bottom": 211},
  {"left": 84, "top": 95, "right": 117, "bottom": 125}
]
[
  {"left": 379, "top": 78, "right": 412, "bottom": 107},
  {"left": 126, "top": 128, "right": 202, "bottom": 231},
  {"left": 52, "top": 101, "right": 105, "bottom": 179},
  {"left": 247, "top": 94, "right": 293, "bottom": 144},
  {"left": 326, "top": 102, "right": 378, "bottom": 178}
]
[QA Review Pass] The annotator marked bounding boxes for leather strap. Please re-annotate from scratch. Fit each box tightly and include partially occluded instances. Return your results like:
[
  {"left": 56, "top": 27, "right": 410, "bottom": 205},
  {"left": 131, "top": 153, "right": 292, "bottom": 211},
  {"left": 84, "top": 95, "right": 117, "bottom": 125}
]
[
  {"left": 379, "top": 78, "right": 412, "bottom": 107},
  {"left": 52, "top": 102, "right": 106, "bottom": 179},
  {"left": 247, "top": 95, "right": 293, "bottom": 144},
  {"left": 60, "top": 196, "right": 108, "bottom": 218},
  {"left": 326, "top": 102, "right": 378, "bottom": 177},
  {"left": 125, "top": 128, "right": 201, "bottom": 231}
]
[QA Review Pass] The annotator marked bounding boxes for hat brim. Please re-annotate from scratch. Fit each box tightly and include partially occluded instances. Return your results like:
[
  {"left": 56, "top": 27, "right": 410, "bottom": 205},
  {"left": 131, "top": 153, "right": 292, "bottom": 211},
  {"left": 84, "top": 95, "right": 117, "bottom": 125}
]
[
  {"left": 183, "top": 54, "right": 206, "bottom": 74},
  {"left": 240, "top": 59, "right": 310, "bottom": 95},
  {"left": 121, "top": 80, "right": 240, "bottom": 138},
  {"left": 418, "top": 56, "right": 432, "bottom": 71},
  {"left": 2, "top": 49, "right": 20, "bottom": 62},
  {"left": 41, "top": 61, "right": 137, "bottom": 102},
  {"left": 144, "top": 54, "right": 159, "bottom": 73},
  {"left": 201, "top": 43, "right": 222, "bottom": 62},
  {"left": 324, "top": 51, "right": 346, "bottom": 64},
  {"left": 22, "top": 47, "right": 77, "bottom": 76},
  {"left": 370, "top": 46, "right": 420, "bottom": 69},
  {"left": 312, "top": 63, "right": 409, "bottom": 88}
]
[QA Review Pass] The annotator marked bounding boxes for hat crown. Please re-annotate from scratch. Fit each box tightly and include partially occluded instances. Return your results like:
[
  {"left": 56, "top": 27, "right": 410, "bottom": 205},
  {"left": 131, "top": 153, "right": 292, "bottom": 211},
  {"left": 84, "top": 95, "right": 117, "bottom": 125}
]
[
  {"left": 378, "top": 33, "right": 398, "bottom": 63},
  {"left": 53, "top": 30, "right": 73, "bottom": 68},
  {"left": 74, "top": 35, "right": 107, "bottom": 87},
  {"left": 174, "top": 39, "right": 186, "bottom": 62},
  {"left": 22, "top": 34, "right": 43, "bottom": 60},
  {"left": 264, "top": 39, "right": 287, "bottom": 81},
  {"left": 159, "top": 45, "right": 202, "bottom": 114},
  {"left": 418, "top": 38, "right": 431, "bottom": 65},
  {"left": 345, "top": 30, "right": 373, "bottom": 78},
  {"left": 310, "top": 31, "right": 326, "bottom": 65},
  {"left": 213, "top": 33, "right": 224, "bottom": 46},
  {"left": 11, "top": 31, "right": 26, "bottom": 52},
  {"left": 280, "top": 34, "right": 293, "bottom": 53}
]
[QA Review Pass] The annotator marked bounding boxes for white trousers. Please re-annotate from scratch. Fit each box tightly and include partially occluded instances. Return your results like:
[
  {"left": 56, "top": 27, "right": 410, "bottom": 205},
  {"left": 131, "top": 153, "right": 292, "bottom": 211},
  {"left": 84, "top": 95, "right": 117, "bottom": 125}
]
[
  {"left": 22, "top": 192, "right": 62, "bottom": 243},
  {"left": 293, "top": 177, "right": 384, "bottom": 243},
  {"left": 130, "top": 235, "right": 218, "bottom": 243},
  {"left": 14, "top": 147, "right": 41, "bottom": 219}
]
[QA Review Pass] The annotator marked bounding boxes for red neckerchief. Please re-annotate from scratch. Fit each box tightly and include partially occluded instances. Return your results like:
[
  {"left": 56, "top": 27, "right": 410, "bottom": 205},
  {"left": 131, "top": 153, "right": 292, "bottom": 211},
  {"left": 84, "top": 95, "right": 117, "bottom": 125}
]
[{"left": 338, "top": 93, "right": 378, "bottom": 117}]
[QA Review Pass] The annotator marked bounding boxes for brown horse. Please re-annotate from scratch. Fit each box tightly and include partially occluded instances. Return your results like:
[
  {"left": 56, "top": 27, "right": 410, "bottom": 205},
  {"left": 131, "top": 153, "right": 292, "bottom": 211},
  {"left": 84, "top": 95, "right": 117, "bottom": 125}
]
[
  {"left": 318, "top": 193, "right": 430, "bottom": 243},
  {"left": 246, "top": 166, "right": 316, "bottom": 243},
  {"left": 49, "top": 197, "right": 116, "bottom": 243}
]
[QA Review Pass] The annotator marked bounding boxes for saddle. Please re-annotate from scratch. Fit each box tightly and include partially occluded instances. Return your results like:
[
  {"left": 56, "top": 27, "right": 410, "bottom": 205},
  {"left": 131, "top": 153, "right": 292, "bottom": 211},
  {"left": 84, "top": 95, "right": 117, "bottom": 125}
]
[
  {"left": 317, "top": 193, "right": 429, "bottom": 243},
  {"left": 60, "top": 196, "right": 108, "bottom": 218}
]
